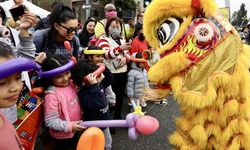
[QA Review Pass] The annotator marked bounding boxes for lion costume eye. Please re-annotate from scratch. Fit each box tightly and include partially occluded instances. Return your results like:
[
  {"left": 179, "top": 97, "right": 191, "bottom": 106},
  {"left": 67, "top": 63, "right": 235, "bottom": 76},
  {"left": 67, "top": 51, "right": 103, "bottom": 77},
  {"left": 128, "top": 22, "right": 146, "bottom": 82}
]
[{"left": 157, "top": 17, "right": 183, "bottom": 46}]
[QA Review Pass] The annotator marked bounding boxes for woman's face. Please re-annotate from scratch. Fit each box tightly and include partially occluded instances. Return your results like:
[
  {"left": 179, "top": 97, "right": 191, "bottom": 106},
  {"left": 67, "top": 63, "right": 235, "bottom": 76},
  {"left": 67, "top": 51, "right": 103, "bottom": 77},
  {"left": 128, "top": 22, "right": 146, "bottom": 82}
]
[
  {"left": 0, "top": 56, "right": 23, "bottom": 108},
  {"left": 52, "top": 71, "right": 71, "bottom": 87},
  {"left": 56, "top": 19, "right": 78, "bottom": 41},
  {"left": 86, "top": 21, "right": 95, "bottom": 34},
  {"left": 108, "top": 20, "right": 121, "bottom": 38}
]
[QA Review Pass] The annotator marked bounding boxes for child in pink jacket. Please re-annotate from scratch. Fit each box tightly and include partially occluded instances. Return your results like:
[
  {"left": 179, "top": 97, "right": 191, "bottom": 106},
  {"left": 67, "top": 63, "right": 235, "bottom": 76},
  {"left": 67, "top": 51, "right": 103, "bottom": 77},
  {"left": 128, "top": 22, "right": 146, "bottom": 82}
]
[{"left": 38, "top": 55, "right": 84, "bottom": 150}]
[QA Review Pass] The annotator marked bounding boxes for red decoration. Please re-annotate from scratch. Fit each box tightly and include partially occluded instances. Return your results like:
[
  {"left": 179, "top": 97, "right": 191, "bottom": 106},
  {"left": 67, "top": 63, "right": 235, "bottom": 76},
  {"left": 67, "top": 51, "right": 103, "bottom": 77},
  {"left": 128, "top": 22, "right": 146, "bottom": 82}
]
[
  {"left": 64, "top": 41, "right": 72, "bottom": 51},
  {"left": 191, "top": 0, "right": 201, "bottom": 10},
  {"left": 31, "top": 87, "right": 44, "bottom": 95},
  {"left": 188, "top": 53, "right": 197, "bottom": 61},
  {"left": 71, "top": 56, "right": 77, "bottom": 64}
]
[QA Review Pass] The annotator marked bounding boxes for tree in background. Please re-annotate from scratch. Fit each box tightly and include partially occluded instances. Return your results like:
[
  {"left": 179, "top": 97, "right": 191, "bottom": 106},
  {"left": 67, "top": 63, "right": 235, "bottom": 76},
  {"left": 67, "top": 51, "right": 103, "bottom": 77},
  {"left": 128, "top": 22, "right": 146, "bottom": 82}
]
[
  {"left": 231, "top": 3, "right": 249, "bottom": 28},
  {"left": 116, "top": 0, "right": 137, "bottom": 22},
  {"left": 99, "top": 0, "right": 137, "bottom": 21}
]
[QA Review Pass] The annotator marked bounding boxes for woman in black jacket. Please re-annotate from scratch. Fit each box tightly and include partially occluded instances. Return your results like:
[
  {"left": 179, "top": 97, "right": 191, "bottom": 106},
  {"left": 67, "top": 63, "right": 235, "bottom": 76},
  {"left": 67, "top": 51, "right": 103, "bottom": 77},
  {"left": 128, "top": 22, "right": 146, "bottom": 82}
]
[{"left": 78, "top": 18, "right": 96, "bottom": 48}]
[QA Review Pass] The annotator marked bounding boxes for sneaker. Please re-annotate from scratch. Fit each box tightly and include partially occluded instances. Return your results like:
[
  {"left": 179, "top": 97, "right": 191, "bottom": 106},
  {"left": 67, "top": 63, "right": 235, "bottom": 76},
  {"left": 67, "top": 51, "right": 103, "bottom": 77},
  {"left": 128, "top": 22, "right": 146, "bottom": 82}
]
[{"left": 155, "top": 99, "right": 168, "bottom": 106}]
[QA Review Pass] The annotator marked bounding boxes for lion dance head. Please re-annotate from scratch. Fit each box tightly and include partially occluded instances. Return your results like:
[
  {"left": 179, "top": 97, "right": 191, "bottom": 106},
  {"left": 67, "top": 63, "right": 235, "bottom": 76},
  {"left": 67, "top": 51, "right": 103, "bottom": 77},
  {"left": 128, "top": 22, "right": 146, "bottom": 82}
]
[{"left": 144, "top": 0, "right": 250, "bottom": 149}]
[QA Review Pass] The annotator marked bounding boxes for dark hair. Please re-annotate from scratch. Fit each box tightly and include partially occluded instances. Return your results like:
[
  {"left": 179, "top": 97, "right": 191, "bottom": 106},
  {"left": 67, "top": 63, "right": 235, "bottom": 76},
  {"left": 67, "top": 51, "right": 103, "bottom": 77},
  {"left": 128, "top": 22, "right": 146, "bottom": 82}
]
[
  {"left": 83, "top": 45, "right": 103, "bottom": 62},
  {"left": 78, "top": 18, "right": 96, "bottom": 47},
  {"left": 135, "top": 52, "right": 143, "bottom": 59},
  {"left": 49, "top": 5, "right": 76, "bottom": 36},
  {"left": 0, "top": 6, "right": 6, "bottom": 24},
  {"left": 48, "top": 5, "right": 77, "bottom": 51},
  {"left": 135, "top": 52, "right": 143, "bottom": 67},
  {"left": 51, "top": 1, "right": 63, "bottom": 10},
  {"left": 34, "top": 55, "right": 69, "bottom": 89},
  {"left": 50, "top": 5, "right": 76, "bottom": 26},
  {"left": 133, "top": 23, "right": 143, "bottom": 38},
  {"left": 88, "top": 45, "right": 102, "bottom": 50},
  {"left": 0, "top": 41, "right": 14, "bottom": 58},
  {"left": 41, "top": 55, "right": 68, "bottom": 71},
  {"left": 71, "top": 61, "right": 98, "bottom": 87},
  {"left": 105, "top": 17, "right": 122, "bottom": 36}
]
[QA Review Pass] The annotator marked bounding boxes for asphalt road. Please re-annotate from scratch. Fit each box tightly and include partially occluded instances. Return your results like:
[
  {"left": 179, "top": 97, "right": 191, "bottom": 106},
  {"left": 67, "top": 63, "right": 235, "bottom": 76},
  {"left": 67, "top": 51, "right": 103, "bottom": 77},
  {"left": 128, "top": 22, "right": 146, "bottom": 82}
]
[{"left": 112, "top": 94, "right": 180, "bottom": 150}]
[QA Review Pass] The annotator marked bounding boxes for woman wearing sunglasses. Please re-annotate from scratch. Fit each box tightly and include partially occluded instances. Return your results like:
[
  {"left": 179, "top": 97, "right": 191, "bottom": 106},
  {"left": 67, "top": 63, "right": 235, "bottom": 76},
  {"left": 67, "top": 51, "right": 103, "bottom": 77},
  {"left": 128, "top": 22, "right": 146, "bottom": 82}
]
[{"left": 33, "top": 4, "right": 80, "bottom": 59}]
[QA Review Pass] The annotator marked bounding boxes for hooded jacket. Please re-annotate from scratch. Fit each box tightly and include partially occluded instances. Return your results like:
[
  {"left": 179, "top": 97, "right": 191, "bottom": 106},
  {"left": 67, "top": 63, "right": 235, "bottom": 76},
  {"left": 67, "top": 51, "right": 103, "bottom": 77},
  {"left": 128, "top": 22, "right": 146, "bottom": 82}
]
[{"left": 126, "top": 57, "right": 149, "bottom": 99}]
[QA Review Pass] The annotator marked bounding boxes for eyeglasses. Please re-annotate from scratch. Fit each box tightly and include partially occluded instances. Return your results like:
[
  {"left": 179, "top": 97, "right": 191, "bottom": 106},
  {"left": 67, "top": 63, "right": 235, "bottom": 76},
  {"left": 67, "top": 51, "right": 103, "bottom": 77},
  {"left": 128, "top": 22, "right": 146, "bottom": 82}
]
[{"left": 60, "top": 24, "right": 78, "bottom": 34}]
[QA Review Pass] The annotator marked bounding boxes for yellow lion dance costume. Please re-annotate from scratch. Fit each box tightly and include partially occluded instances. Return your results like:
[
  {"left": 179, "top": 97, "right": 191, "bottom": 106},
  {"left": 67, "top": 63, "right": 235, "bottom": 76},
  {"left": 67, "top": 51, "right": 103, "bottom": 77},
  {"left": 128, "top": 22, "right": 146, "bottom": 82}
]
[{"left": 143, "top": 0, "right": 250, "bottom": 149}]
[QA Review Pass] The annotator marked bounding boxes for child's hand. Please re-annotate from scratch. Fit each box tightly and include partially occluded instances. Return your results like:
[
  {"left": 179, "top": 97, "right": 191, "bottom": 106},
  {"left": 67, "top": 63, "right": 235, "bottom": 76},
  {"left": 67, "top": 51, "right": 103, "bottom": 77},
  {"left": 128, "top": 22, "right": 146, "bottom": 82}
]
[
  {"left": 110, "top": 102, "right": 116, "bottom": 107},
  {"left": 72, "top": 121, "right": 86, "bottom": 132},
  {"left": 87, "top": 73, "right": 97, "bottom": 85}
]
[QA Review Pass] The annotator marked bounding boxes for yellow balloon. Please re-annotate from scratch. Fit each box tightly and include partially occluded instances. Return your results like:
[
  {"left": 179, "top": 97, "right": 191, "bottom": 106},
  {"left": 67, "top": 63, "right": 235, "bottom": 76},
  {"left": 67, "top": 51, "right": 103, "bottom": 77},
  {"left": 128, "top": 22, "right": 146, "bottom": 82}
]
[{"left": 77, "top": 127, "right": 105, "bottom": 150}]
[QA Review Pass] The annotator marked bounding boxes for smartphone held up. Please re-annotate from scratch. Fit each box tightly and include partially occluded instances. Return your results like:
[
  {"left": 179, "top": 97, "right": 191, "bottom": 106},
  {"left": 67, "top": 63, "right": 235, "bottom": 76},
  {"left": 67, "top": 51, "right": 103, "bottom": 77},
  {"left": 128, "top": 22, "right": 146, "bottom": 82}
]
[{"left": 9, "top": 5, "right": 26, "bottom": 21}]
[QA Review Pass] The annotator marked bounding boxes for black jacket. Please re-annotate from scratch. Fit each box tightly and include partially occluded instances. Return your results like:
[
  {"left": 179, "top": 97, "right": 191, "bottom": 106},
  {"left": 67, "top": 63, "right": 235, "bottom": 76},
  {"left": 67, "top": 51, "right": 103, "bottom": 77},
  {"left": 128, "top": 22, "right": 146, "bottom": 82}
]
[{"left": 78, "top": 84, "right": 110, "bottom": 124}]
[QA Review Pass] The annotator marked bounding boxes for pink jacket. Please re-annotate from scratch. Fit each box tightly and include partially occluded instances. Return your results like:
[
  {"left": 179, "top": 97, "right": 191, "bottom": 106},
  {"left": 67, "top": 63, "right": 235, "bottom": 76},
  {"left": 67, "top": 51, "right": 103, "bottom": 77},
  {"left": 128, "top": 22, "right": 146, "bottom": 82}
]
[
  {"left": 0, "top": 112, "right": 24, "bottom": 150},
  {"left": 44, "top": 81, "right": 81, "bottom": 139}
]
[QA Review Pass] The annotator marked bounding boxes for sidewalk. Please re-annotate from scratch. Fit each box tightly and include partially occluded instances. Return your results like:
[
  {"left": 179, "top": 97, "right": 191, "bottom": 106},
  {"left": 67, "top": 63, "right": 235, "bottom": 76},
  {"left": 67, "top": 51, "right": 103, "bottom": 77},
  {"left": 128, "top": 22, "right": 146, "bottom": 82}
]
[{"left": 112, "top": 95, "right": 180, "bottom": 150}]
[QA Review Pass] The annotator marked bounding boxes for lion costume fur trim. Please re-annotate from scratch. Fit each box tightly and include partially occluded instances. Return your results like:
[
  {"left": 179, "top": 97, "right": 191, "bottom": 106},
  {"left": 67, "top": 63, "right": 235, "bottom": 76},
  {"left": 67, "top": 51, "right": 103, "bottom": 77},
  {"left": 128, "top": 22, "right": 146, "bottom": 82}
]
[{"left": 143, "top": 0, "right": 250, "bottom": 149}]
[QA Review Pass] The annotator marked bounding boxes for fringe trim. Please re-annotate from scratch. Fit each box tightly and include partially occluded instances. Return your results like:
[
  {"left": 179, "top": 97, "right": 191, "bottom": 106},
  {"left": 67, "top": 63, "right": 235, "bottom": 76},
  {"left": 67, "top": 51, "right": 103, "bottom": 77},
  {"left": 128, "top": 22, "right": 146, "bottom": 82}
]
[{"left": 170, "top": 46, "right": 250, "bottom": 109}]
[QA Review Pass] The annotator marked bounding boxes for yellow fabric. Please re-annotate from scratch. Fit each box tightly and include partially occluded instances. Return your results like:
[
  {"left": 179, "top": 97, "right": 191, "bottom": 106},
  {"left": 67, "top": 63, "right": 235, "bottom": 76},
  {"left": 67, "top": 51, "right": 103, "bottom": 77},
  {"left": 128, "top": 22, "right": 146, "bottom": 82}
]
[
  {"left": 183, "top": 34, "right": 241, "bottom": 93},
  {"left": 148, "top": 51, "right": 190, "bottom": 84},
  {"left": 124, "top": 25, "right": 135, "bottom": 41},
  {"left": 94, "top": 21, "right": 105, "bottom": 39},
  {"left": 143, "top": 0, "right": 250, "bottom": 149},
  {"left": 83, "top": 50, "right": 106, "bottom": 55}
]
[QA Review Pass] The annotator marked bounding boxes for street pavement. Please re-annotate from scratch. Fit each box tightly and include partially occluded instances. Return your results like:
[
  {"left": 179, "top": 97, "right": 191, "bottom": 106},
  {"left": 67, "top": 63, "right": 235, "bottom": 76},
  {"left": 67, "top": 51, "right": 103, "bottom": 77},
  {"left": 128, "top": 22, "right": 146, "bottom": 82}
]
[{"left": 112, "top": 94, "right": 180, "bottom": 150}]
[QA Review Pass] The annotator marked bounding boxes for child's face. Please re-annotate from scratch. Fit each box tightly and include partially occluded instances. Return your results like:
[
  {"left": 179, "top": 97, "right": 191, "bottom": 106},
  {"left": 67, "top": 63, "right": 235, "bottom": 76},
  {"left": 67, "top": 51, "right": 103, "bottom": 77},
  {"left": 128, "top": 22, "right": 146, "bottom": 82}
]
[
  {"left": 52, "top": 71, "right": 71, "bottom": 87},
  {"left": 138, "top": 62, "right": 146, "bottom": 69},
  {"left": 91, "top": 55, "right": 104, "bottom": 64},
  {"left": 0, "top": 57, "right": 23, "bottom": 108}
]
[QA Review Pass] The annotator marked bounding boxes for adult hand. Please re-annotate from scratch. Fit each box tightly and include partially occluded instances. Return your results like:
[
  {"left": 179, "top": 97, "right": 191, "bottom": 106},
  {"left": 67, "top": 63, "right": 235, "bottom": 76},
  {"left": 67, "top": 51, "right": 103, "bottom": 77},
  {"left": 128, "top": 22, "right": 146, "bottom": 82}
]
[
  {"left": 19, "top": 11, "right": 37, "bottom": 36},
  {"left": 72, "top": 121, "right": 86, "bottom": 132},
  {"left": 118, "top": 57, "right": 127, "bottom": 68},
  {"left": 120, "top": 43, "right": 131, "bottom": 51}
]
